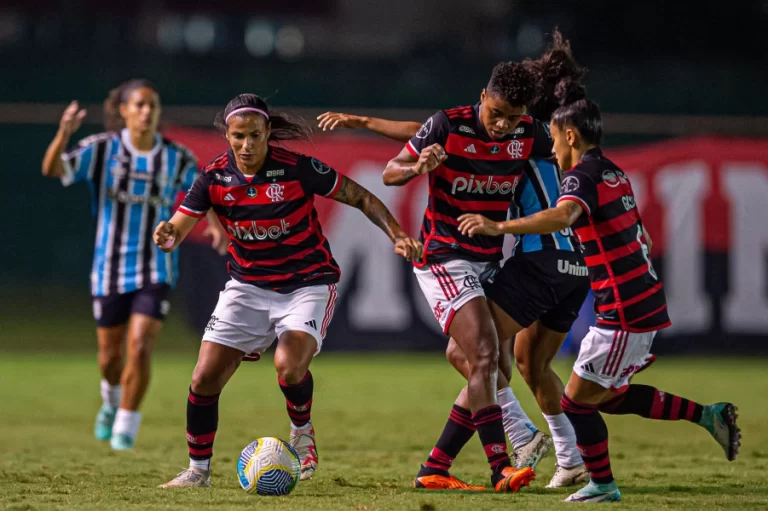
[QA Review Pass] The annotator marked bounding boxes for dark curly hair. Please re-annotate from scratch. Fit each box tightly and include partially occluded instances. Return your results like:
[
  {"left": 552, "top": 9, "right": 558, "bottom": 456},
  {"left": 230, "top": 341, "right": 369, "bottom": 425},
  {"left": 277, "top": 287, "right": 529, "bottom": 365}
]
[
  {"left": 103, "top": 79, "right": 159, "bottom": 132},
  {"left": 485, "top": 62, "right": 536, "bottom": 108},
  {"left": 523, "top": 28, "right": 588, "bottom": 121},
  {"left": 213, "top": 93, "right": 312, "bottom": 142}
]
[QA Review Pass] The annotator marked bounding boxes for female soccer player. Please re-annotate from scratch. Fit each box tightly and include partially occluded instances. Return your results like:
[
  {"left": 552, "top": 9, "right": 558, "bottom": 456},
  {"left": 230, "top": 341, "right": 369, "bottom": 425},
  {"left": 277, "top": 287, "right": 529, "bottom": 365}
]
[
  {"left": 41, "top": 79, "right": 227, "bottom": 451},
  {"left": 457, "top": 95, "right": 741, "bottom": 502},
  {"left": 372, "top": 61, "right": 555, "bottom": 493},
  {"left": 156, "top": 93, "right": 421, "bottom": 488},
  {"left": 316, "top": 29, "right": 591, "bottom": 489}
]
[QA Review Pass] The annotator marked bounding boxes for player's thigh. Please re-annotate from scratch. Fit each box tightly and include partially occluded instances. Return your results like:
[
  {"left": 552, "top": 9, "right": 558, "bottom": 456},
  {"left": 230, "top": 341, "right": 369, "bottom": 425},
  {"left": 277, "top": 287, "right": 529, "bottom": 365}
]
[
  {"left": 484, "top": 255, "right": 553, "bottom": 338},
  {"left": 94, "top": 291, "right": 132, "bottom": 348},
  {"left": 447, "top": 296, "right": 498, "bottom": 364},
  {"left": 201, "top": 279, "right": 277, "bottom": 367},
  {"left": 514, "top": 321, "right": 567, "bottom": 372},
  {"left": 274, "top": 331, "right": 317, "bottom": 383},
  {"left": 538, "top": 272, "right": 589, "bottom": 337},
  {"left": 271, "top": 283, "right": 338, "bottom": 357},
  {"left": 192, "top": 340, "right": 245, "bottom": 394},
  {"left": 413, "top": 260, "right": 496, "bottom": 334}
]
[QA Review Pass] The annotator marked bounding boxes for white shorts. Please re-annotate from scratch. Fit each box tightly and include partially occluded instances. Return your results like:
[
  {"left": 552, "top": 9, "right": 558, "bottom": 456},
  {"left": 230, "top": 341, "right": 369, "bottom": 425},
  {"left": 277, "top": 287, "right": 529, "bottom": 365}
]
[
  {"left": 203, "top": 279, "right": 339, "bottom": 356},
  {"left": 573, "top": 326, "right": 658, "bottom": 391},
  {"left": 414, "top": 259, "right": 499, "bottom": 333}
]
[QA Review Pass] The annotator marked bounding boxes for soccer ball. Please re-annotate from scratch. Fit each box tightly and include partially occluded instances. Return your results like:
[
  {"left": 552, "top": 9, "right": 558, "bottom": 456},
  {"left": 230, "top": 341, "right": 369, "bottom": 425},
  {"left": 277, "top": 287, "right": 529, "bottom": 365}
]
[{"left": 236, "top": 437, "right": 301, "bottom": 496}]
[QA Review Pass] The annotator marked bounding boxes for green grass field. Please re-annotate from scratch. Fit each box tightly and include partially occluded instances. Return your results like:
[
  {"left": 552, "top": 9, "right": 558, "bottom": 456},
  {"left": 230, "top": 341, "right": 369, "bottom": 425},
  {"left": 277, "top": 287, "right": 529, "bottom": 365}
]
[{"left": 0, "top": 350, "right": 766, "bottom": 511}]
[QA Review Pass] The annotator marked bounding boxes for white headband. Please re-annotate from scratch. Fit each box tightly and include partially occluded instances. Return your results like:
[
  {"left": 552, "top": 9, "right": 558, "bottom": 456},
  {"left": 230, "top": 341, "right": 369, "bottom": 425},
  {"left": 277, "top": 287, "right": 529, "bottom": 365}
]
[{"left": 225, "top": 107, "right": 270, "bottom": 123}]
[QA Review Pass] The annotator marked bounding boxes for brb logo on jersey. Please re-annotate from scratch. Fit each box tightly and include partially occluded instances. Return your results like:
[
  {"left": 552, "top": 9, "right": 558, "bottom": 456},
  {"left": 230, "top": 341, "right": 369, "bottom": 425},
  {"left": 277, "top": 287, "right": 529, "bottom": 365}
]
[
  {"left": 451, "top": 174, "right": 517, "bottom": 195},
  {"left": 227, "top": 219, "right": 291, "bottom": 241}
]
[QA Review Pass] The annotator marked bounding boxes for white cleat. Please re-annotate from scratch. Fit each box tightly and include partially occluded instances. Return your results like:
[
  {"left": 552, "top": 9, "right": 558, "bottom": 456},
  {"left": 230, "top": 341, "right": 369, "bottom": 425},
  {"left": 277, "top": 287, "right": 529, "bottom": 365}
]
[
  {"left": 290, "top": 422, "right": 318, "bottom": 481},
  {"left": 546, "top": 464, "right": 590, "bottom": 488},
  {"left": 158, "top": 467, "right": 211, "bottom": 488},
  {"left": 513, "top": 430, "right": 553, "bottom": 470}
]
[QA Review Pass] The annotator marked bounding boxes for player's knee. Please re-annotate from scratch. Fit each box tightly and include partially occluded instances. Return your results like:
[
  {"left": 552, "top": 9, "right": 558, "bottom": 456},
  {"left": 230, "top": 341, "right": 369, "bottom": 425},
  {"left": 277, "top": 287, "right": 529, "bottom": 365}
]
[
  {"left": 191, "top": 365, "right": 223, "bottom": 395},
  {"left": 471, "top": 339, "right": 499, "bottom": 377},
  {"left": 445, "top": 341, "right": 466, "bottom": 369},
  {"left": 127, "top": 334, "right": 154, "bottom": 363},
  {"left": 274, "top": 360, "right": 307, "bottom": 385}
]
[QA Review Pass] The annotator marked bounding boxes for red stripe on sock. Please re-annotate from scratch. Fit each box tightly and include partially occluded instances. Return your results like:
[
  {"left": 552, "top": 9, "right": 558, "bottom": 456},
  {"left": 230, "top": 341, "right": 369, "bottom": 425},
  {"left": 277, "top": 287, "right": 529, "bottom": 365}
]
[
  {"left": 483, "top": 443, "right": 508, "bottom": 459},
  {"left": 449, "top": 409, "right": 476, "bottom": 430},
  {"left": 278, "top": 371, "right": 311, "bottom": 388},
  {"left": 579, "top": 440, "right": 608, "bottom": 458},
  {"left": 429, "top": 447, "right": 453, "bottom": 466},
  {"left": 472, "top": 405, "right": 503, "bottom": 426},
  {"left": 669, "top": 395, "right": 682, "bottom": 420},
  {"left": 188, "top": 393, "right": 218, "bottom": 406},
  {"left": 188, "top": 447, "right": 213, "bottom": 456},
  {"left": 187, "top": 431, "right": 216, "bottom": 445},
  {"left": 650, "top": 390, "right": 665, "bottom": 419},
  {"left": 590, "top": 468, "right": 613, "bottom": 479},
  {"left": 561, "top": 396, "right": 598, "bottom": 414}
]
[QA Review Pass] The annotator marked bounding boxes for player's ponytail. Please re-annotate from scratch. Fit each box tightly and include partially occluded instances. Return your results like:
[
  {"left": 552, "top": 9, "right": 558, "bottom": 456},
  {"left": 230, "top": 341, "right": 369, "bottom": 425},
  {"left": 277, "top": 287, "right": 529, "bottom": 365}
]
[
  {"left": 214, "top": 93, "right": 312, "bottom": 142},
  {"left": 523, "top": 27, "right": 588, "bottom": 121},
  {"left": 103, "top": 78, "right": 159, "bottom": 132},
  {"left": 551, "top": 98, "right": 603, "bottom": 146}
]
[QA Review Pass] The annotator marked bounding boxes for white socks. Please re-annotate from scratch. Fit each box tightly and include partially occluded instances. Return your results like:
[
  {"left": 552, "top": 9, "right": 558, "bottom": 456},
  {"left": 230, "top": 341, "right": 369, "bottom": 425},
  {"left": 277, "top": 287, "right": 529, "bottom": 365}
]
[
  {"left": 189, "top": 458, "right": 211, "bottom": 472},
  {"left": 497, "top": 387, "right": 537, "bottom": 448},
  {"left": 543, "top": 412, "right": 582, "bottom": 468},
  {"left": 100, "top": 379, "right": 122, "bottom": 409},
  {"left": 113, "top": 409, "right": 142, "bottom": 439}
]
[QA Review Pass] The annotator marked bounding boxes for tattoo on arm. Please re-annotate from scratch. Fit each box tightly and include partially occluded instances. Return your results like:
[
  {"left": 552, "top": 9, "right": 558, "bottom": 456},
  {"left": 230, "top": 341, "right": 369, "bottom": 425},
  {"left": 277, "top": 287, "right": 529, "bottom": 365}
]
[
  {"left": 561, "top": 200, "right": 581, "bottom": 218},
  {"left": 333, "top": 176, "right": 405, "bottom": 242}
]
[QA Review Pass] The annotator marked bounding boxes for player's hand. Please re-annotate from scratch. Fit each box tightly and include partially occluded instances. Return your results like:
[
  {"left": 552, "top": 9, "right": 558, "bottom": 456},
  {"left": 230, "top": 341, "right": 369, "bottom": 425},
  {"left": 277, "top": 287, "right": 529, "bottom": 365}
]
[
  {"left": 458, "top": 214, "right": 503, "bottom": 237},
  {"left": 414, "top": 144, "right": 447, "bottom": 175},
  {"left": 317, "top": 112, "right": 368, "bottom": 132},
  {"left": 394, "top": 236, "right": 423, "bottom": 261},
  {"left": 59, "top": 100, "right": 87, "bottom": 138},
  {"left": 203, "top": 224, "right": 229, "bottom": 256},
  {"left": 154, "top": 221, "right": 179, "bottom": 252}
]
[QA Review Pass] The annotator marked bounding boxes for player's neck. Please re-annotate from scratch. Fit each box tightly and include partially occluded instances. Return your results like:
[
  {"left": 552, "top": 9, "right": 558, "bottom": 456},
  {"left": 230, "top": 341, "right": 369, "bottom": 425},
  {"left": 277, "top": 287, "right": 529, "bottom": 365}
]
[
  {"left": 130, "top": 130, "right": 155, "bottom": 152},
  {"left": 237, "top": 155, "right": 267, "bottom": 176},
  {"left": 572, "top": 143, "right": 598, "bottom": 166}
]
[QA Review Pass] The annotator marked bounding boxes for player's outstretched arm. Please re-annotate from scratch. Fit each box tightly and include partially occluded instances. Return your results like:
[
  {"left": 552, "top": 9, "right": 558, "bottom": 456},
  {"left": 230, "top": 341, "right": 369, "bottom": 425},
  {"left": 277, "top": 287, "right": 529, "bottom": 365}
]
[
  {"left": 42, "top": 101, "right": 87, "bottom": 178},
  {"left": 458, "top": 200, "right": 583, "bottom": 237},
  {"left": 382, "top": 144, "right": 447, "bottom": 186},
  {"left": 317, "top": 112, "right": 421, "bottom": 143},
  {"left": 153, "top": 211, "right": 202, "bottom": 253},
  {"left": 332, "top": 175, "right": 422, "bottom": 261}
]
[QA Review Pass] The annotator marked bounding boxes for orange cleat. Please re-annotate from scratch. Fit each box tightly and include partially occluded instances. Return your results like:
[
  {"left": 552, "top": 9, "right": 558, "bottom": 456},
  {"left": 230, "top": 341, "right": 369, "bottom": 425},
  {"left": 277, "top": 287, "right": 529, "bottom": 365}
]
[
  {"left": 494, "top": 466, "right": 535, "bottom": 493},
  {"left": 414, "top": 473, "right": 486, "bottom": 491}
]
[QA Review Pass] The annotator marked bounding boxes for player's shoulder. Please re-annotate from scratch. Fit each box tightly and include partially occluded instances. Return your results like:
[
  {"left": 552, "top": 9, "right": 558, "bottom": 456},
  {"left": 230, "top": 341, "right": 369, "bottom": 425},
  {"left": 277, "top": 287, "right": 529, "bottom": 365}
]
[
  {"left": 161, "top": 137, "right": 197, "bottom": 160},
  {"left": 202, "top": 151, "right": 232, "bottom": 174},
  {"left": 76, "top": 131, "right": 117, "bottom": 149}
]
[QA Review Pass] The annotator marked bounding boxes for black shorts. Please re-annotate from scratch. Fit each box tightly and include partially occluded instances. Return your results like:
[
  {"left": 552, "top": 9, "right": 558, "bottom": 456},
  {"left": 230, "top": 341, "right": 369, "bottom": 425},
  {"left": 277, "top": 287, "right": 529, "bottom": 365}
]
[
  {"left": 92, "top": 284, "right": 171, "bottom": 328},
  {"left": 485, "top": 251, "right": 589, "bottom": 333}
]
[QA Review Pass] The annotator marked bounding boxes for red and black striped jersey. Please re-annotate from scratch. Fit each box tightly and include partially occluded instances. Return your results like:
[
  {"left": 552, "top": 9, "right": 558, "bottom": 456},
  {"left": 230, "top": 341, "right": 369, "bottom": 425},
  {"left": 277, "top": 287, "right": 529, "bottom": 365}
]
[
  {"left": 179, "top": 147, "right": 342, "bottom": 292},
  {"left": 557, "top": 148, "right": 671, "bottom": 333},
  {"left": 406, "top": 103, "right": 553, "bottom": 265}
]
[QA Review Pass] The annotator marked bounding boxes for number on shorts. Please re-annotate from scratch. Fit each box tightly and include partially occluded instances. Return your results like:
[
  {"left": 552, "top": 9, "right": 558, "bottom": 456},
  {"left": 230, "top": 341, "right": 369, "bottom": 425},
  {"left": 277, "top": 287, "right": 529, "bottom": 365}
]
[{"left": 636, "top": 225, "right": 658, "bottom": 280}]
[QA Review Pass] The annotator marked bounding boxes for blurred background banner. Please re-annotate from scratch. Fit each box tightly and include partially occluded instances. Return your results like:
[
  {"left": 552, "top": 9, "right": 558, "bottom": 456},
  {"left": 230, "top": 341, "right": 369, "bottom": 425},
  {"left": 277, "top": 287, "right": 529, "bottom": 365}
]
[{"left": 1, "top": 0, "right": 766, "bottom": 354}]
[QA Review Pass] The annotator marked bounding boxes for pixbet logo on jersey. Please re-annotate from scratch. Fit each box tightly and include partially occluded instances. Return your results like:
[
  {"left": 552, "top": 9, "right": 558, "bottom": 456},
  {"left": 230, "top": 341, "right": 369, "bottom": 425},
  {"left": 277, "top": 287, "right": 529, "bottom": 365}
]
[
  {"left": 451, "top": 174, "right": 517, "bottom": 195},
  {"left": 227, "top": 219, "right": 291, "bottom": 241}
]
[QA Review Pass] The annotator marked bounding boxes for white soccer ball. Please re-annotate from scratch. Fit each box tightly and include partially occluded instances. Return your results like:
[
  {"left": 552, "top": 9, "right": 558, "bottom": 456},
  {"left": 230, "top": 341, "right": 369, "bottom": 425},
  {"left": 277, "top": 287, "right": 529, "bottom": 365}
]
[{"left": 236, "top": 437, "right": 301, "bottom": 496}]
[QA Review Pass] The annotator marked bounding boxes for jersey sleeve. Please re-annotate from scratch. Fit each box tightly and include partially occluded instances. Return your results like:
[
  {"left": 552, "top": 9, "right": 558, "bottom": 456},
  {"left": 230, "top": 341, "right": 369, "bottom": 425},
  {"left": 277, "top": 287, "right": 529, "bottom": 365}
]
[
  {"left": 60, "top": 137, "right": 98, "bottom": 187},
  {"left": 557, "top": 170, "right": 598, "bottom": 216},
  {"left": 529, "top": 119, "right": 554, "bottom": 159},
  {"left": 177, "top": 146, "right": 200, "bottom": 191},
  {"left": 301, "top": 156, "right": 344, "bottom": 197},
  {"left": 178, "top": 172, "right": 212, "bottom": 218},
  {"left": 405, "top": 111, "right": 450, "bottom": 158}
]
